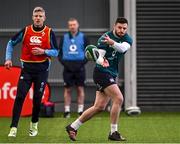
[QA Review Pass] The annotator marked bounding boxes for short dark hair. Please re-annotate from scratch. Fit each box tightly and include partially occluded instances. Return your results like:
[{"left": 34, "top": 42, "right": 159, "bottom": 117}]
[
  {"left": 115, "top": 17, "right": 128, "bottom": 25},
  {"left": 68, "top": 17, "right": 78, "bottom": 22}
]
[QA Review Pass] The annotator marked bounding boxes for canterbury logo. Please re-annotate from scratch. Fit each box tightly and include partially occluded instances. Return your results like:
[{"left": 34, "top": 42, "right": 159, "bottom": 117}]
[{"left": 30, "top": 36, "right": 42, "bottom": 44}]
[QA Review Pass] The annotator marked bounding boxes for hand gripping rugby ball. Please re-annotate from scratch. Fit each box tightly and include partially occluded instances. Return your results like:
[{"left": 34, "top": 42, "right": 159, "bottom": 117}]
[{"left": 85, "top": 45, "right": 99, "bottom": 61}]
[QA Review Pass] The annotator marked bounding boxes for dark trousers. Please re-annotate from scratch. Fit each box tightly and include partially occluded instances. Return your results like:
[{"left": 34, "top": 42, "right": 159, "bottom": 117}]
[{"left": 10, "top": 69, "right": 48, "bottom": 128}]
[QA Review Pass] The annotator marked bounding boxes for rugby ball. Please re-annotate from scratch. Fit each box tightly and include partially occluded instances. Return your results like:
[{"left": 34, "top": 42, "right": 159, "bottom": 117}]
[{"left": 85, "top": 45, "right": 99, "bottom": 61}]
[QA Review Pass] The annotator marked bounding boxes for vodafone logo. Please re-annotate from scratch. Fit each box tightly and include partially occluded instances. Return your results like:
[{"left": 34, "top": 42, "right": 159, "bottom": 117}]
[
  {"left": 30, "top": 36, "right": 42, "bottom": 44},
  {"left": 69, "top": 44, "right": 77, "bottom": 52},
  {"left": 69, "top": 44, "right": 78, "bottom": 54},
  {"left": 0, "top": 66, "right": 50, "bottom": 117},
  {"left": 0, "top": 82, "right": 45, "bottom": 100},
  {"left": 0, "top": 82, "right": 19, "bottom": 100}
]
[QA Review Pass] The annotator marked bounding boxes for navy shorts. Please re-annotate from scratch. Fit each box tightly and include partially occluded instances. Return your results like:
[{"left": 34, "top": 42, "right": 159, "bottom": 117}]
[
  {"left": 63, "top": 67, "right": 85, "bottom": 87},
  {"left": 93, "top": 67, "right": 116, "bottom": 92}
]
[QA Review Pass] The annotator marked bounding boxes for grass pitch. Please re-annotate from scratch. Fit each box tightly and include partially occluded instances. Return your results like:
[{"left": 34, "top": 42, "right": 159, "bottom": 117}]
[{"left": 0, "top": 112, "right": 180, "bottom": 143}]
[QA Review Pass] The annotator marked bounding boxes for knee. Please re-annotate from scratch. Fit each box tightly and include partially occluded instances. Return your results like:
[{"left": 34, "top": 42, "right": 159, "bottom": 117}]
[
  {"left": 94, "top": 104, "right": 106, "bottom": 112},
  {"left": 16, "top": 93, "right": 26, "bottom": 101},
  {"left": 65, "top": 88, "right": 71, "bottom": 94},
  {"left": 77, "top": 87, "right": 84, "bottom": 94},
  {"left": 114, "top": 95, "right": 124, "bottom": 105}
]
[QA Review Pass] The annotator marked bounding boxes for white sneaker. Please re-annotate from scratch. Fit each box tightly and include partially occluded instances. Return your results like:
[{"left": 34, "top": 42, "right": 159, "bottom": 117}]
[
  {"left": 8, "top": 127, "right": 17, "bottom": 137},
  {"left": 29, "top": 122, "right": 38, "bottom": 136}
]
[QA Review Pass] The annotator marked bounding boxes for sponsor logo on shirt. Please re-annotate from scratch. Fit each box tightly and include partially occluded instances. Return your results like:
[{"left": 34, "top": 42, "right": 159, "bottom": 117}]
[
  {"left": 109, "top": 78, "right": 115, "bottom": 83},
  {"left": 30, "top": 36, "right": 42, "bottom": 45},
  {"left": 68, "top": 44, "right": 78, "bottom": 54}
]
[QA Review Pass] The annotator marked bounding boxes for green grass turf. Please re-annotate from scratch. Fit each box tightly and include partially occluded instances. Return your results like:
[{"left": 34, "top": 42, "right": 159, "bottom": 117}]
[{"left": 0, "top": 112, "right": 180, "bottom": 143}]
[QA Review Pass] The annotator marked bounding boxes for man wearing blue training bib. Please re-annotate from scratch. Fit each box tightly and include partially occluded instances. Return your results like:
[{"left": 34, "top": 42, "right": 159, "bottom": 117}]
[{"left": 58, "top": 18, "right": 89, "bottom": 118}]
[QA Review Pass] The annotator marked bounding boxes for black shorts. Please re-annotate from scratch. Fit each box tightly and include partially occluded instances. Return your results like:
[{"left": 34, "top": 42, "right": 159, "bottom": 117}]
[
  {"left": 63, "top": 67, "right": 85, "bottom": 87},
  {"left": 93, "top": 67, "right": 116, "bottom": 92}
]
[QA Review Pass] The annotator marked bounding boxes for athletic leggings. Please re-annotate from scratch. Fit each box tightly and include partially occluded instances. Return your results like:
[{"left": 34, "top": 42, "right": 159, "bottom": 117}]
[{"left": 10, "top": 69, "right": 48, "bottom": 128}]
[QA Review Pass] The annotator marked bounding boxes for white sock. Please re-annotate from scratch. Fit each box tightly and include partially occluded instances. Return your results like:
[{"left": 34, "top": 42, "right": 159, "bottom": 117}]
[
  {"left": 65, "top": 105, "right": 70, "bottom": 112},
  {"left": 111, "top": 124, "right": 118, "bottom": 134},
  {"left": 78, "top": 104, "right": 84, "bottom": 113},
  {"left": 71, "top": 119, "right": 82, "bottom": 130}
]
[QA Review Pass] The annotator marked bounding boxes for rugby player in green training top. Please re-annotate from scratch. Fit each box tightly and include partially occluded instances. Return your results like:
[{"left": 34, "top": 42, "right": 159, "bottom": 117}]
[{"left": 66, "top": 17, "right": 132, "bottom": 141}]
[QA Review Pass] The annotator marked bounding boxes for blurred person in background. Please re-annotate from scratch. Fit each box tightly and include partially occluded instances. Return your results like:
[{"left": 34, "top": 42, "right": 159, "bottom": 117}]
[{"left": 58, "top": 18, "right": 89, "bottom": 118}]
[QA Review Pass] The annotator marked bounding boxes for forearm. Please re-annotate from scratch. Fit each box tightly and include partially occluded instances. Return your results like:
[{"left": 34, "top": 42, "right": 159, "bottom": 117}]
[
  {"left": 45, "top": 49, "right": 59, "bottom": 57},
  {"left": 102, "top": 33, "right": 131, "bottom": 53},
  {"left": 112, "top": 42, "right": 130, "bottom": 53}
]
